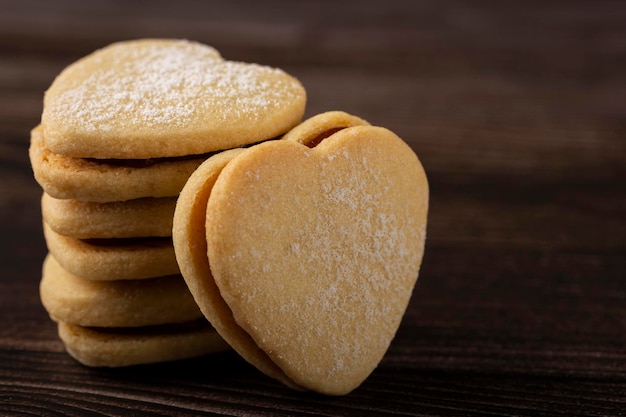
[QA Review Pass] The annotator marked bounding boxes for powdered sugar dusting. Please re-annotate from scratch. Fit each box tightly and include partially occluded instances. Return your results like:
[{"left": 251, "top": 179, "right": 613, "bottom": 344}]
[
  {"left": 230, "top": 139, "right": 426, "bottom": 385},
  {"left": 47, "top": 40, "right": 301, "bottom": 132},
  {"left": 298, "top": 149, "right": 421, "bottom": 372}
]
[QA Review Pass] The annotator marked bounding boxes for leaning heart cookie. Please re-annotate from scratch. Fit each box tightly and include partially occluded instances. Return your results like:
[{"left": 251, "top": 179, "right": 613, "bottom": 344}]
[{"left": 173, "top": 111, "right": 429, "bottom": 395}]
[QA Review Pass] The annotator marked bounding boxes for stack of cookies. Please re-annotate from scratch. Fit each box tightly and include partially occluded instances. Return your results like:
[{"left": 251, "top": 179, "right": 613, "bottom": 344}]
[
  {"left": 29, "top": 38, "right": 430, "bottom": 396},
  {"left": 29, "top": 39, "right": 306, "bottom": 367}
]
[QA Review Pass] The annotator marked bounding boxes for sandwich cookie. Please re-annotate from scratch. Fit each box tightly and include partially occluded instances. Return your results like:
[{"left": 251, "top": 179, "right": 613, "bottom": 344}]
[
  {"left": 58, "top": 320, "right": 229, "bottom": 367},
  {"left": 41, "top": 193, "right": 176, "bottom": 239},
  {"left": 173, "top": 111, "right": 429, "bottom": 395},
  {"left": 31, "top": 39, "right": 306, "bottom": 203},
  {"left": 43, "top": 222, "right": 179, "bottom": 280},
  {"left": 40, "top": 255, "right": 202, "bottom": 327},
  {"left": 29, "top": 126, "right": 209, "bottom": 202}
]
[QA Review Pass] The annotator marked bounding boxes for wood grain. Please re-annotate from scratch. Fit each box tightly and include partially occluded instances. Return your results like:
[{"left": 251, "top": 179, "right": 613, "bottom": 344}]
[{"left": 1, "top": 0, "right": 624, "bottom": 415}]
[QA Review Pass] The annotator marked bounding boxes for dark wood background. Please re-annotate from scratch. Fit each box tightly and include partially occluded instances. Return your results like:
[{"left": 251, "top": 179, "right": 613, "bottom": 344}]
[{"left": 1, "top": 0, "right": 624, "bottom": 415}]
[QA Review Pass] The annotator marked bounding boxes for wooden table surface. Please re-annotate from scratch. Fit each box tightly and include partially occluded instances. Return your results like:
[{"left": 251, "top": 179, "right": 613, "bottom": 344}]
[{"left": 1, "top": 0, "right": 625, "bottom": 415}]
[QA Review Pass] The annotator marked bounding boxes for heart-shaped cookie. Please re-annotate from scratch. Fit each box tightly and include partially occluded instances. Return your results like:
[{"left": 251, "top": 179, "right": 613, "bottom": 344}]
[
  {"left": 41, "top": 39, "right": 306, "bottom": 159},
  {"left": 173, "top": 112, "right": 428, "bottom": 395}
]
